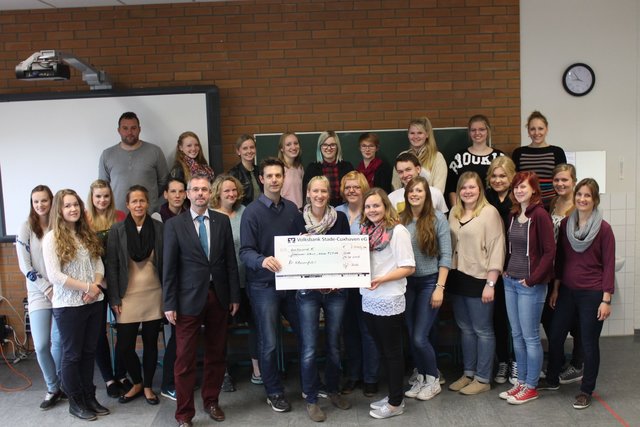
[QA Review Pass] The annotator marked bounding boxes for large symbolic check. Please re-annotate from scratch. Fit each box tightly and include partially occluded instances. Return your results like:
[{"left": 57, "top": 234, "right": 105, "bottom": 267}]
[{"left": 274, "top": 234, "right": 371, "bottom": 290}]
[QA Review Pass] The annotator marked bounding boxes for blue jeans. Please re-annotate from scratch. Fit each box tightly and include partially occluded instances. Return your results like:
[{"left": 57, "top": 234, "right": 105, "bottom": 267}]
[
  {"left": 342, "top": 288, "right": 379, "bottom": 383},
  {"left": 53, "top": 302, "right": 102, "bottom": 398},
  {"left": 246, "top": 282, "right": 298, "bottom": 396},
  {"left": 405, "top": 274, "right": 440, "bottom": 377},
  {"left": 296, "top": 289, "right": 347, "bottom": 403},
  {"left": 30, "top": 308, "right": 62, "bottom": 393},
  {"left": 503, "top": 275, "right": 547, "bottom": 388},
  {"left": 546, "top": 287, "right": 604, "bottom": 395},
  {"left": 451, "top": 294, "right": 495, "bottom": 383}
]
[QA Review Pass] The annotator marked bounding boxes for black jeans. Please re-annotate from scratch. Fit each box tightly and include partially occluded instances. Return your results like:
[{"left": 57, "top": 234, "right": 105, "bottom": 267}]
[
  {"left": 546, "top": 287, "right": 604, "bottom": 395},
  {"left": 117, "top": 319, "right": 162, "bottom": 388},
  {"left": 363, "top": 312, "right": 404, "bottom": 407},
  {"left": 53, "top": 302, "right": 102, "bottom": 399}
]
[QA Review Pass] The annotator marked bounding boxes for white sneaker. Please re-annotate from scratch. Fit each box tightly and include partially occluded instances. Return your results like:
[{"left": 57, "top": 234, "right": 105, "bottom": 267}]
[
  {"left": 417, "top": 375, "right": 441, "bottom": 401},
  {"left": 404, "top": 374, "right": 424, "bottom": 398},
  {"left": 370, "top": 396, "right": 406, "bottom": 410},
  {"left": 369, "top": 402, "right": 404, "bottom": 419},
  {"left": 499, "top": 382, "right": 522, "bottom": 400},
  {"left": 508, "top": 361, "right": 518, "bottom": 385}
]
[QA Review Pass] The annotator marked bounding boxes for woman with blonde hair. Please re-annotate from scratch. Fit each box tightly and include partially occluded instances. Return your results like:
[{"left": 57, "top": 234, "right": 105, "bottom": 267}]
[
  {"left": 392, "top": 117, "right": 447, "bottom": 193},
  {"left": 293, "top": 176, "right": 351, "bottom": 421},
  {"left": 303, "top": 131, "right": 354, "bottom": 207},
  {"left": 86, "top": 179, "right": 129, "bottom": 398},
  {"left": 447, "top": 172, "right": 505, "bottom": 396},
  {"left": 360, "top": 188, "right": 415, "bottom": 419},
  {"left": 170, "top": 131, "right": 215, "bottom": 183},
  {"left": 229, "top": 133, "right": 262, "bottom": 206},
  {"left": 485, "top": 156, "right": 517, "bottom": 384},
  {"left": 42, "top": 189, "right": 109, "bottom": 420},
  {"left": 336, "top": 172, "right": 381, "bottom": 396},
  {"left": 278, "top": 131, "right": 304, "bottom": 209}
]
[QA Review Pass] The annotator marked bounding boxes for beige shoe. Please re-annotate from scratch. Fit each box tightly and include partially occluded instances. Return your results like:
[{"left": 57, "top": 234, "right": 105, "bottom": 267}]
[
  {"left": 459, "top": 379, "right": 490, "bottom": 395},
  {"left": 448, "top": 375, "right": 472, "bottom": 392}
]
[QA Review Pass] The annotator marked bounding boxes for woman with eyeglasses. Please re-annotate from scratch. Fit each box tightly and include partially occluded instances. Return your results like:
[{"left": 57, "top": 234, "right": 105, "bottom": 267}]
[
  {"left": 303, "top": 131, "right": 354, "bottom": 207},
  {"left": 356, "top": 132, "right": 392, "bottom": 194},
  {"left": 336, "top": 172, "right": 381, "bottom": 397}
]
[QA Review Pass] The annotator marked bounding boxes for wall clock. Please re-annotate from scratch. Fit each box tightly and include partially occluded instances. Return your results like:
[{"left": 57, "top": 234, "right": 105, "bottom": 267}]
[{"left": 562, "top": 63, "right": 595, "bottom": 96}]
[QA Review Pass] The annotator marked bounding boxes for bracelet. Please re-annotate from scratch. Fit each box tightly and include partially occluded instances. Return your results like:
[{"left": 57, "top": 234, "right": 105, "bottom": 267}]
[
  {"left": 601, "top": 300, "right": 611, "bottom": 305},
  {"left": 435, "top": 283, "right": 445, "bottom": 290},
  {"left": 85, "top": 282, "right": 90, "bottom": 294}
]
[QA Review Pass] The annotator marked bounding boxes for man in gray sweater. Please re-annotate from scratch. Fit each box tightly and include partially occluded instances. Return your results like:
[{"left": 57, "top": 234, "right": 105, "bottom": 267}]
[{"left": 98, "top": 111, "right": 169, "bottom": 212}]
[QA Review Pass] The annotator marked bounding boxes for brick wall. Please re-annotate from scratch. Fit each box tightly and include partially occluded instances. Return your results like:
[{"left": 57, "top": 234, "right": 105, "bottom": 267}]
[{"left": 0, "top": 0, "right": 521, "bottom": 337}]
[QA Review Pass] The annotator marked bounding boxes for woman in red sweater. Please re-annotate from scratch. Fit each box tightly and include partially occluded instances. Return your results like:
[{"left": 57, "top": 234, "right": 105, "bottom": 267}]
[{"left": 540, "top": 178, "right": 615, "bottom": 410}]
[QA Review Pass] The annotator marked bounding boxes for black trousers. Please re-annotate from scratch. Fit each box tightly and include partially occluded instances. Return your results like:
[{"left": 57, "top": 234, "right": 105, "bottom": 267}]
[
  {"left": 363, "top": 312, "right": 405, "bottom": 407},
  {"left": 117, "top": 319, "right": 162, "bottom": 388},
  {"left": 53, "top": 302, "right": 102, "bottom": 399},
  {"left": 546, "top": 287, "right": 604, "bottom": 395}
]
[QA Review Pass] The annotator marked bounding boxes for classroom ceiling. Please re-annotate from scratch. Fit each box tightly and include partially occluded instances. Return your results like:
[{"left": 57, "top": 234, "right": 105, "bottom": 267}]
[{"left": 0, "top": 0, "right": 226, "bottom": 11}]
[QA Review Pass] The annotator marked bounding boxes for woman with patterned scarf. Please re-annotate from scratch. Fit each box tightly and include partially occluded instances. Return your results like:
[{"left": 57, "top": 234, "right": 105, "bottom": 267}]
[
  {"left": 170, "top": 131, "right": 215, "bottom": 184},
  {"left": 359, "top": 187, "right": 415, "bottom": 420},
  {"left": 293, "top": 176, "right": 351, "bottom": 422}
]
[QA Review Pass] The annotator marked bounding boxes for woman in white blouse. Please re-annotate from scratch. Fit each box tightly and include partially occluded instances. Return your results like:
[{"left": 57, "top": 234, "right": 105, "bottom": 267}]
[
  {"left": 42, "top": 189, "right": 110, "bottom": 421},
  {"left": 359, "top": 187, "right": 415, "bottom": 420}
]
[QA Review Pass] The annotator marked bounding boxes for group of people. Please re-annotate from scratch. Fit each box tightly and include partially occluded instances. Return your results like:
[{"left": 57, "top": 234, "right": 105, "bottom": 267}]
[{"left": 16, "top": 110, "right": 615, "bottom": 425}]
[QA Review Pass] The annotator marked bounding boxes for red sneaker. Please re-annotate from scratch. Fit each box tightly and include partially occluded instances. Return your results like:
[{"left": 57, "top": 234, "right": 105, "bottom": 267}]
[
  {"left": 507, "top": 385, "right": 539, "bottom": 405},
  {"left": 499, "top": 383, "right": 522, "bottom": 400}
]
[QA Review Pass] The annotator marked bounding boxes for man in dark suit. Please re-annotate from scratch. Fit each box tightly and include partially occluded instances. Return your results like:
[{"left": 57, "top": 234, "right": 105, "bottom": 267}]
[{"left": 163, "top": 173, "right": 240, "bottom": 427}]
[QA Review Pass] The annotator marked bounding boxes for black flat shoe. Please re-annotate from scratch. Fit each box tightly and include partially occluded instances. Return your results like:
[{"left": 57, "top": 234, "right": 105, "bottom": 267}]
[
  {"left": 145, "top": 394, "right": 159, "bottom": 405},
  {"left": 118, "top": 390, "right": 143, "bottom": 404},
  {"left": 106, "top": 382, "right": 122, "bottom": 398}
]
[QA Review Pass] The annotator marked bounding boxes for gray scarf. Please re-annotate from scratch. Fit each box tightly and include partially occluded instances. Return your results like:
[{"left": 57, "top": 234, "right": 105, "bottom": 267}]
[{"left": 566, "top": 208, "right": 602, "bottom": 253}]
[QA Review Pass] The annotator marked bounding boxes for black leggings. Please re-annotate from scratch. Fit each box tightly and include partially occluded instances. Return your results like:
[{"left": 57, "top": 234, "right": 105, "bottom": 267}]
[
  {"left": 363, "top": 312, "right": 405, "bottom": 407},
  {"left": 117, "top": 319, "right": 161, "bottom": 388}
]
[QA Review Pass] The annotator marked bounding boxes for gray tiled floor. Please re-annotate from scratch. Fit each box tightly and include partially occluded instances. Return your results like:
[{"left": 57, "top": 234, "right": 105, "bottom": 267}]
[{"left": 1, "top": 336, "right": 638, "bottom": 426}]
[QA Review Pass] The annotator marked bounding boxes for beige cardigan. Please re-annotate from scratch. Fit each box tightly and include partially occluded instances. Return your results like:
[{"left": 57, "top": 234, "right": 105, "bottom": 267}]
[{"left": 449, "top": 204, "right": 505, "bottom": 280}]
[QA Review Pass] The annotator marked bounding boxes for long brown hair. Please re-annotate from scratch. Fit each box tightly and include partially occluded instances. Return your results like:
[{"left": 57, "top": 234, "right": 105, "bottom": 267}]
[
  {"left": 50, "top": 189, "right": 103, "bottom": 266},
  {"left": 86, "top": 179, "right": 117, "bottom": 232},
  {"left": 28, "top": 185, "right": 53, "bottom": 239},
  {"left": 173, "top": 131, "right": 210, "bottom": 182},
  {"left": 400, "top": 177, "right": 438, "bottom": 257},
  {"left": 277, "top": 132, "right": 303, "bottom": 168}
]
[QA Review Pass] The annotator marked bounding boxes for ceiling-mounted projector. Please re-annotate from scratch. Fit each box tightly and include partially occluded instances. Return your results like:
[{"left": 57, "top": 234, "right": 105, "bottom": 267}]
[{"left": 15, "top": 50, "right": 112, "bottom": 90}]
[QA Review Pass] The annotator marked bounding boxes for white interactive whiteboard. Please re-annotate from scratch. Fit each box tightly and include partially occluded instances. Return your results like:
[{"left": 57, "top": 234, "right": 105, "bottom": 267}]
[{"left": 0, "top": 86, "right": 221, "bottom": 240}]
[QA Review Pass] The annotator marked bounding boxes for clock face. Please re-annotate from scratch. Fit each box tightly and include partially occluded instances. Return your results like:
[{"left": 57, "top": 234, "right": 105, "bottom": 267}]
[{"left": 563, "top": 63, "right": 595, "bottom": 96}]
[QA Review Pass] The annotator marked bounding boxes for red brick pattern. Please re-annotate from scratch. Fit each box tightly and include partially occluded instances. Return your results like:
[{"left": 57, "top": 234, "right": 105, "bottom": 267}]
[{"left": 0, "top": 0, "right": 520, "bottom": 336}]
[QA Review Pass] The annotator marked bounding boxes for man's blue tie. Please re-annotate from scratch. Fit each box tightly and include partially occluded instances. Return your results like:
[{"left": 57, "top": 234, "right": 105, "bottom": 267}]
[{"left": 197, "top": 215, "right": 208, "bottom": 256}]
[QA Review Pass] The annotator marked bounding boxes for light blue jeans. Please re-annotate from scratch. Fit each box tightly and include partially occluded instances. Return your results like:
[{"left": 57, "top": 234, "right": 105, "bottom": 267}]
[
  {"left": 503, "top": 275, "right": 547, "bottom": 388},
  {"left": 451, "top": 294, "right": 495, "bottom": 383},
  {"left": 30, "top": 308, "right": 62, "bottom": 393}
]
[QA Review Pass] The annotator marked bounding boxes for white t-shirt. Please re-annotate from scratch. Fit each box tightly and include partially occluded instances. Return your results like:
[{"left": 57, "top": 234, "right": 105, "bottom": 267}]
[
  {"left": 388, "top": 186, "right": 448, "bottom": 215},
  {"left": 360, "top": 224, "right": 415, "bottom": 316}
]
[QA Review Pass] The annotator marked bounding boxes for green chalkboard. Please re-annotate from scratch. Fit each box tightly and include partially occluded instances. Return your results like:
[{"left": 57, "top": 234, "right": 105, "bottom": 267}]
[{"left": 255, "top": 128, "right": 470, "bottom": 171}]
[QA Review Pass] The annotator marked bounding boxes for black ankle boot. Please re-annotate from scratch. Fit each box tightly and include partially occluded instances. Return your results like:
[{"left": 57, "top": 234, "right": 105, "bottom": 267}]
[
  {"left": 68, "top": 395, "right": 97, "bottom": 421},
  {"left": 84, "top": 394, "right": 110, "bottom": 416}
]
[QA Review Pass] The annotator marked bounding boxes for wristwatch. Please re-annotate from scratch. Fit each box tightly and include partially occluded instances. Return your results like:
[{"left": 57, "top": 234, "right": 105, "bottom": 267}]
[{"left": 486, "top": 280, "right": 495, "bottom": 288}]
